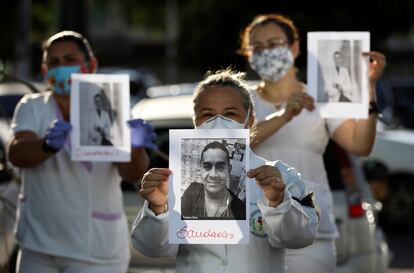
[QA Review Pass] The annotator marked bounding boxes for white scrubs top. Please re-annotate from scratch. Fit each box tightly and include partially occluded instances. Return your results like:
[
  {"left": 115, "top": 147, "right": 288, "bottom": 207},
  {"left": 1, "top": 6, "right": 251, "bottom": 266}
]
[
  {"left": 131, "top": 151, "right": 318, "bottom": 273},
  {"left": 251, "top": 89, "right": 345, "bottom": 239},
  {"left": 10, "top": 92, "right": 130, "bottom": 264}
]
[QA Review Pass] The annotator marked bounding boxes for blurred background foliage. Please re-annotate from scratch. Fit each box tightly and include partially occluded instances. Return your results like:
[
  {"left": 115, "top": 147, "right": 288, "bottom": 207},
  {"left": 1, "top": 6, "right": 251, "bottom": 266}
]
[{"left": 1, "top": 0, "right": 414, "bottom": 83}]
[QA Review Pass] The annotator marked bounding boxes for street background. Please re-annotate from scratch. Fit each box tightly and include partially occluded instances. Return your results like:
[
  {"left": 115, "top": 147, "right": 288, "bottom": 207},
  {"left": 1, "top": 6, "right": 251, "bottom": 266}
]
[{"left": 1, "top": 0, "right": 414, "bottom": 272}]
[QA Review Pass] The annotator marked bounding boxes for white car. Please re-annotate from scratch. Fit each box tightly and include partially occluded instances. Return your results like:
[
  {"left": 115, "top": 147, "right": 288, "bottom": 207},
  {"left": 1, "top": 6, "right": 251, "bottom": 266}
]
[
  {"left": 127, "top": 83, "right": 391, "bottom": 272},
  {"left": 0, "top": 80, "right": 42, "bottom": 272}
]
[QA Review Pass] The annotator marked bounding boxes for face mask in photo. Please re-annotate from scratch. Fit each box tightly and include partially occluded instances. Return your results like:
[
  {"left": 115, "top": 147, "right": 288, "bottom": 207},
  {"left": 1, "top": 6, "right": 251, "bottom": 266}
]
[
  {"left": 45, "top": 65, "right": 81, "bottom": 96},
  {"left": 248, "top": 47, "right": 294, "bottom": 83},
  {"left": 197, "top": 109, "right": 250, "bottom": 130}
]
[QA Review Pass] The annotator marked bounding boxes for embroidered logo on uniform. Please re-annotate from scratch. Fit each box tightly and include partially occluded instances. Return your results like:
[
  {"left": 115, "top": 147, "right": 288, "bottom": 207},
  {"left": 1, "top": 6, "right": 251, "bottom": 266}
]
[{"left": 249, "top": 209, "right": 266, "bottom": 237}]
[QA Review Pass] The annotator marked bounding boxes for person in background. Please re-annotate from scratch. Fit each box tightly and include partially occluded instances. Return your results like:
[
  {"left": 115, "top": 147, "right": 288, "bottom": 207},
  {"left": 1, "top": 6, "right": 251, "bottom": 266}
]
[
  {"left": 7, "top": 30, "right": 156, "bottom": 273},
  {"left": 363, "top": 160, "right": 390, "bottom": 203},
  {"left": 238, "top": 13, "right": 386, "bottom": 273},
  {"left": 131, "top": 69, "right": 319, "bottom": 273}
]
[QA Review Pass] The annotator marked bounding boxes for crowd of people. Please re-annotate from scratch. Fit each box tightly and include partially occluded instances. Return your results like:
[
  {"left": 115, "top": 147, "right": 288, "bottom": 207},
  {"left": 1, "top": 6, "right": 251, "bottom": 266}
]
[{"left": 5, "top": 11, "right": 386, "bottom": 273}]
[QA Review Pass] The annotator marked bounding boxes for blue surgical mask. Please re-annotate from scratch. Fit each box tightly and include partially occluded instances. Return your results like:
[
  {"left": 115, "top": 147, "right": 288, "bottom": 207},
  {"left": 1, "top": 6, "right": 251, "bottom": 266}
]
[
  {"left": 45, "top": 66, "right": 81, "bottom": 96},
  {"left": 197, "top": 109, "right": 250, "bottom": 129}
]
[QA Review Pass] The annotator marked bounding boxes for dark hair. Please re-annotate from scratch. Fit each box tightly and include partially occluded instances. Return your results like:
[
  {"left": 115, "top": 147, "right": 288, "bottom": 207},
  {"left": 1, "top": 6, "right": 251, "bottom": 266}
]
[
  {"left": 363, "top": 160, "right": 389, "bottom": 182},
  {"left": 42, "top": 30, "right": 94, "bottom": 62},
  {"left": 193, "top": 68, "right": 253, "bottom": 114},
  {"left": 200, "top": 141, "right": 230, "bottom": 165},
  {"left": 238, "top": 13, "right": 299, "bottom": 56}
]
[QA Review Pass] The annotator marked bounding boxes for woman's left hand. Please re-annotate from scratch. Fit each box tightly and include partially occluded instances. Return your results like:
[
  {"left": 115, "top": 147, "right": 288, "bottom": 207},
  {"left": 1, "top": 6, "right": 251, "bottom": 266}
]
[
  {"left": 247, "top": 165, "right": 286, "bottom": 208},
  {"left": 363, "top": 51, "right": 386, "bottom": 85}
]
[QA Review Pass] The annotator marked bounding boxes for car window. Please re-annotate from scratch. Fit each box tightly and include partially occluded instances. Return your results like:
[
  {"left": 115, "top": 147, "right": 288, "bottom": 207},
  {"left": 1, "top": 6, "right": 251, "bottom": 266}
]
[
  {"left": 0, "top": 95, "right": 24, "bottom": 119},
  {"left": 377, "top": 78, "right": 414, "bottom": 130},
  {"left": 389, "top": 85, "right": 414, "bottom": 129}
]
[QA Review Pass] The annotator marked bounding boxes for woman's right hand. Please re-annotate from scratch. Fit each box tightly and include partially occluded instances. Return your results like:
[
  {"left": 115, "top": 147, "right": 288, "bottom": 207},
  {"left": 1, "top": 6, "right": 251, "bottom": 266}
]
[
  {"left": 282, "top": 92, "right": 315, "bottom": 121},
  {"left": 140, "top": 168, "right": 171, "bottom": 214}
]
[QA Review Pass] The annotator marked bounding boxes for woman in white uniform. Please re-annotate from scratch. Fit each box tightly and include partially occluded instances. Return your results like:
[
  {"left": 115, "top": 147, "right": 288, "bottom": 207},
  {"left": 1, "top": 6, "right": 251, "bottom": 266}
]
[
  {"left": 131, "top": 69, "right": 319, "bottom": 273},
  {"left": 238, "top": 13, "right": 386, "bottom": 273}
]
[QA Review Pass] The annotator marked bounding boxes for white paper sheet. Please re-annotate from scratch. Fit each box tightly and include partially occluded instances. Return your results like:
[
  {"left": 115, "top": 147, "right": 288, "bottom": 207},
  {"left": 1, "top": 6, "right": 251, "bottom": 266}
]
[
  {"left": 70, "top": 73, "right": 131, "bottom": 162},
  {"left": 169, "top": 129, "right": 250, "bottom": 244},
  {"left": 307, "top": 32, "right": 370, "bottom": 118}
]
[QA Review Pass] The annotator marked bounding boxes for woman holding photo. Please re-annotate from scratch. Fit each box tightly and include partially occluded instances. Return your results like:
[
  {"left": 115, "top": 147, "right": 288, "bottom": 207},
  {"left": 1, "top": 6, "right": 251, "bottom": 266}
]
[
  {"left": 131, "top": 69, "right": 319, "bottom": 273},
  {"left": 238, "top": 13, "right": 386, "bottom": 272}
]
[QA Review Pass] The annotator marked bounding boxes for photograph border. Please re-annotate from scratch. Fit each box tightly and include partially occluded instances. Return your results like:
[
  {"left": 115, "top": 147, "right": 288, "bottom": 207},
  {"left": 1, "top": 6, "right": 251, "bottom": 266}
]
[
  {"left": 307, "top": 32, "right": 370, "bottom": 118},
  {"left": 70, "top": 73, "right": 131, "bottom": 162},
  {"left": 169, "top": 129, "right": 250, "bottom": 244}
]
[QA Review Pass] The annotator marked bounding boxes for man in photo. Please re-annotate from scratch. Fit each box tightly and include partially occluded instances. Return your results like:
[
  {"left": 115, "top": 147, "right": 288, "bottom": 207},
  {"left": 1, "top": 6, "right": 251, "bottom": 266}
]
[
  {"left": 87, "top": 92, "right": 113, "bottom": 146},
  {"left": 181, "top": 141, "right": 246, "bottom": 220},
  {"left": 326, "top": 51, "right": 353, "bottom": 102}
]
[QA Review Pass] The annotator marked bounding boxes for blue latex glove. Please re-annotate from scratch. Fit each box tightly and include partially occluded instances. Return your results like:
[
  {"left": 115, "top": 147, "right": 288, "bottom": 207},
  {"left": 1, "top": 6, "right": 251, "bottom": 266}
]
[
  {"left": 45, "top": 119, "right": 72, "bottom": 151},
  {"left": 127, "top": 118, "right": 157, "bottom": 150}
]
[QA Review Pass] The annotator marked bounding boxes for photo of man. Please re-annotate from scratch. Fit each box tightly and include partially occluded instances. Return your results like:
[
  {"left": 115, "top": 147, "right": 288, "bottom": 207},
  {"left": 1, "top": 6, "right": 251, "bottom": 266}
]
[
  {"left": 86, "top": 92, "right": 113, "bottom": 146},
  {"left": 329, "top": 51, "right": 353, "bottom": 102},
  {"left": 315, "top": 38, "right": 363, "bottom": 104},
  {"left": 181, "top": 141, "right": 246, "bottom": 220}
]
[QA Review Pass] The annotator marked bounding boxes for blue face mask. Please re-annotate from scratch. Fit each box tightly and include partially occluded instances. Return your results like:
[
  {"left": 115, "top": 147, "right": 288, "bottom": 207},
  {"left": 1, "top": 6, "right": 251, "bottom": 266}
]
[{"left": 45, "top": 66, "right": 81, "bottom": 96}]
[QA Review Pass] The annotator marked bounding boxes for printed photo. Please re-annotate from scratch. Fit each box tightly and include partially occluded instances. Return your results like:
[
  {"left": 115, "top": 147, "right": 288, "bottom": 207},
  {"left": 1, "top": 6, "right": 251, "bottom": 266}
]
[
  {"left": 180, "top": 138, "right": 247, "bottom": 220},
  {"left": 169, "top": 129, "right": 250, "bottom": 245},
  {"left": 70, "top": 74, "right": 130, "bottom": 162},
  {"left": 307, "top": 32, "right": 370, "bottom": 118}
]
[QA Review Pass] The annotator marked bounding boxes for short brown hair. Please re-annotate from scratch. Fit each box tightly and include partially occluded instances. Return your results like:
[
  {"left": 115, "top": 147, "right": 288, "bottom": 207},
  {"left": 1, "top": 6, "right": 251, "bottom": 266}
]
[{"left": 238, "top": 13, "right": 299, "bottom": 57}]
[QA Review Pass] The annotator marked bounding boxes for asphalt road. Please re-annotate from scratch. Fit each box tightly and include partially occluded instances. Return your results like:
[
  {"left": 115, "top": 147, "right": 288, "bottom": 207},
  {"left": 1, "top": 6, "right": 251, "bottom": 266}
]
[
  {"left": 387, "top": 230, "right": 414, "bottom": 272},
  {"left": 128, "top": 229, "right": 414, "bottom": 273}
]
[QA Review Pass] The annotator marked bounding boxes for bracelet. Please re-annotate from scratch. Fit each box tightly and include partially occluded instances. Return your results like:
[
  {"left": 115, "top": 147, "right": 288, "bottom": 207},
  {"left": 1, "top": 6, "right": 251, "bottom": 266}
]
[
  {"left": 41, "top": 140, "right": 58, "bottom": 154},
  {"left": 368, "top": 101, "right": 380, "bottom": 115}
]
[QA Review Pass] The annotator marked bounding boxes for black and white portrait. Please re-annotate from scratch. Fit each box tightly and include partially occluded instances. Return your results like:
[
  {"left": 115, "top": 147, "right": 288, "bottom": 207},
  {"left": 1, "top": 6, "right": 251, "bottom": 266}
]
[
  {"left": 307, "top": 32, "right": 370, "bottom": 118},
  {"left": 180, "top": 138, "right": 247, "bottom": 220},
  {"left": 79, "top": 82, "right": 124, "bottom": 147},
  {"left": 317, "top": 40, "right": 362, "bottom": 103},
  {"left": 70, "top": 74, "right": 131, "bottom": 162},
  {"left": 168, "top": 129, "right": 250, "bottom": 244}
]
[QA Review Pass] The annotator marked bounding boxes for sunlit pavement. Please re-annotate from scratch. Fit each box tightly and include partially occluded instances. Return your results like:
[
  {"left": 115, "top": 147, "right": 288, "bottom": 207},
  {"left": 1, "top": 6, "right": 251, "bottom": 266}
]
[
  {"left": 128, "top": 267, "right": 174, "bottom": 273},
  {"left": 128, "top": 267, "right": 414, "bottom": 273},
  {"left": 127, "top": 230, "right": 414, "bottom": 273}
]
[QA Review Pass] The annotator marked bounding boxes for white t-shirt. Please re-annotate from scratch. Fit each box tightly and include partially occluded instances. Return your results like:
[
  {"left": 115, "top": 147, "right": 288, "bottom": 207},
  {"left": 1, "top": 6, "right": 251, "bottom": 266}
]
[
  {"left": 251, "top": 89, "right": 345, "bottom": 239},
  {"left": 10, "top": 92, "right": 130, "bottom": 264},
  {"left": 131, "top": 151, "right": 319, "bottom": 273}
]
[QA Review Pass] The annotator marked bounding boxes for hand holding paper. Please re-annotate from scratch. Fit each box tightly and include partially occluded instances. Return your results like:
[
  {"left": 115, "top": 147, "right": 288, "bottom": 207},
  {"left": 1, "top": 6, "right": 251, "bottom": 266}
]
[
  {"left": 283, "top": 92, "right": 314, "bottom": 121},
  {"left": 362, "top": 51, "right": 386, "bottom": 85},
  {"left": 128, "top": 118, "right": 158, "bottom": 150},
  {"left": 140, "top": 168, "right": 171, "bottom": 215},
  {"left": 44, "top": 119, "right": 72, "bottom": 151},
  {"left": 247, "top": 165, "right": 285, "bottom": 208}
]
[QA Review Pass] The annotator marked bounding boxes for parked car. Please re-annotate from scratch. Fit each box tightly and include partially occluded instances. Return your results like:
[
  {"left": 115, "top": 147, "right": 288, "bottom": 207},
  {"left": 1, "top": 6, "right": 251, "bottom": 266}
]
[
  {"left": 363, "top": 77, "right": 414, "bottom": 231},
  {"left": 324, "top": 140, "right": 391, "bottom": 273},
  {"left": 129, "top": 83, "right": 391, "bottom": 272},
  {"left": 97, "top": 66, "right": 162, "bottom": 107},
  {"left": 0, "top": 80, "right": 38, "bottom": 273}
]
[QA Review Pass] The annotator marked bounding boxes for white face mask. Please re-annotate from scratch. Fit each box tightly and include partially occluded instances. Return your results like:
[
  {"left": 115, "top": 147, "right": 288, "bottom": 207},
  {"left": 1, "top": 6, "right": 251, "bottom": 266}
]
[
  {"left": 197, "top": 109, "right": 250, "bottom": 129},
  {"left": 248, "top": 47, "right": 294, "bottom": 82}
]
